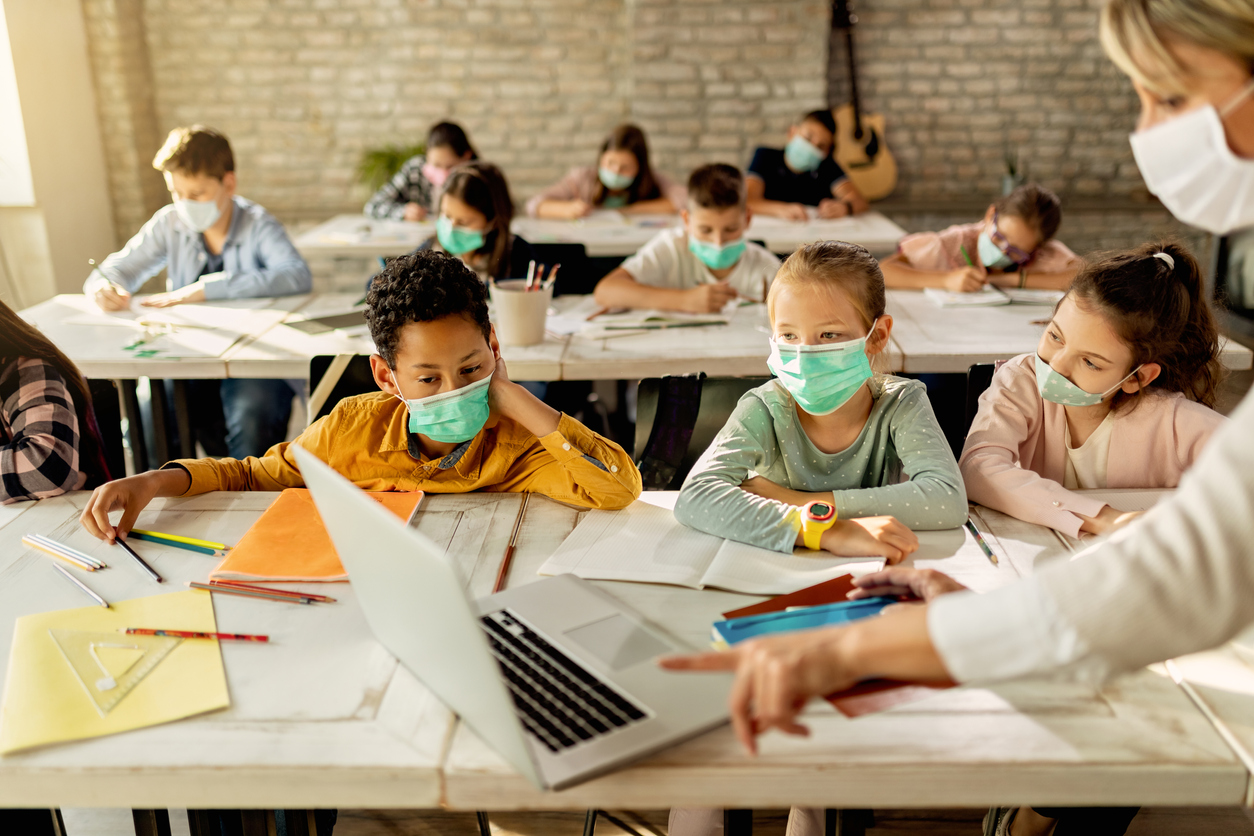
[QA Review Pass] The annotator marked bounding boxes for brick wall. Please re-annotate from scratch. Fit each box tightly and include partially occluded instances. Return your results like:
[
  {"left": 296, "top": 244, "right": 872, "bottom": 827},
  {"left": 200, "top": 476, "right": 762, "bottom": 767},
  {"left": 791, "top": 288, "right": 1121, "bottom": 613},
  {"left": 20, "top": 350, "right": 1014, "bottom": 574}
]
[{"left": 81, "top": 0, "right": 828, "bottom": 246}]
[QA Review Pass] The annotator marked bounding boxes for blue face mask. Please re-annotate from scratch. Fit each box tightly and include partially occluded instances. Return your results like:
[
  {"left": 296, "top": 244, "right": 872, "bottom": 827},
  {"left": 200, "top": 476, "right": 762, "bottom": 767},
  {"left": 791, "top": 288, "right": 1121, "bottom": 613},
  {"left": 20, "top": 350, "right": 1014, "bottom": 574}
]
[
  {"left": 598, "top": 167, "right": 635, "bottom": 192},
  {"left": 767, "top": 322, "right": 877, "bottom": 416},
  {"left": 977, "top": 228, "right": 1014, "bottom": 270},
  {"left": 176, "top": 196, "right": 222, "bottom": 233},
  {"left": 391, "top": 371, "right": 493, "bottom": 444},
  {"left": 688, "top": 236, "right": 746, "bottom": 271},
  {"left": 436, "top": 215, "right": 486, "bottom": 256},
  {"left": 1034, "top": 354, "right": 1141, "bottom": 408},
  {"left": 783, "top": 134, "right": 826, "bottom": 173}
]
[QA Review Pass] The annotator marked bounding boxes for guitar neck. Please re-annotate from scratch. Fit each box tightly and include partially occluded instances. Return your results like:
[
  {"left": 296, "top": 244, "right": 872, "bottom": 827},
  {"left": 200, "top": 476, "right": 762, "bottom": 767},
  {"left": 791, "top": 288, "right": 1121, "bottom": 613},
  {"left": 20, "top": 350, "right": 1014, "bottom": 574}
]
[{"left": 832, "top": 0, "right": 865, "bottom": 138}]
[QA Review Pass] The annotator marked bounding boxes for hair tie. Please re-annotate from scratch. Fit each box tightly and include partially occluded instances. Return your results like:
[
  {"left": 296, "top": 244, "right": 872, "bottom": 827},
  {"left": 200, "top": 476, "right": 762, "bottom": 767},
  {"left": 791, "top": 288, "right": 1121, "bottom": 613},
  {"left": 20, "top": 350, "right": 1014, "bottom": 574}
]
[{"left": 1152, "top": 252, "right": 1175, "bottom": 270}]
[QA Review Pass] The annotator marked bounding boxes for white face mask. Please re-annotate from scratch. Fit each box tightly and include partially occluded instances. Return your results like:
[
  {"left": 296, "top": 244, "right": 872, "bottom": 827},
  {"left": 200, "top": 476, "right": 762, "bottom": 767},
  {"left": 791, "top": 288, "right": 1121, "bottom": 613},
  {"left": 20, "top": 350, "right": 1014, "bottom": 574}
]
[
  {"left": 175, "top": 195, "right": 223, "bottom": 233},
  {"left": 1129, "top": 78, "right": 1254, "bottom": 235}
]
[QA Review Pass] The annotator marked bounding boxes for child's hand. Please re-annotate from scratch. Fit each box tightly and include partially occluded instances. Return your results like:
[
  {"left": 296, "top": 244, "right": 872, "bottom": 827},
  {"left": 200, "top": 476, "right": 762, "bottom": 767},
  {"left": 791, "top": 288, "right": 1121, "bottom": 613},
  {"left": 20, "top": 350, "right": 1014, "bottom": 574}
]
[
  {"left": 80, "top": 470, "right": 191, "bottom": 542},
  {"left": 779, "top": 203, "right": 810, "bottom": 222},
  {"left": 681, "top": 282, "right": 738, "bottom": 313},
  {"left": 1079, "top": 505, "right": 1143, "bottom": 536},
  {"left": 820, "top": 516, "right": 918, "bottom": 564},
  {"left": 816, "top": 198, "right": 849, "bottom": 219},
  {"left": 92, "top": 281, "right": 133, "bottom": 312},
  {"left": 849, "top": 567, "right": 968, "bottom": 602},
  {"left": 556, "top": 199, "right": 593, "bottom": 220},
  {"left": 142, "top": 281, "right": 207, "bottom": 307},
  {"left": 944, "top": 266, "right": 987, "bottom": 293},
  {"left": 402, "top": 202, "right": 428, "bottom": 222}
]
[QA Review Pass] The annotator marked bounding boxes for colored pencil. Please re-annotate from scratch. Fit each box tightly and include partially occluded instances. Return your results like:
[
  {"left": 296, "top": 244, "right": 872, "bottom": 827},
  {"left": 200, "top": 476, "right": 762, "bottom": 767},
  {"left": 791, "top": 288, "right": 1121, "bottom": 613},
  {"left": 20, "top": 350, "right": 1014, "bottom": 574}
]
[
  {"left": 129, "top": 529, "right": 230, "bottom": 551},
  {"left": 28, "top": 533, "right": 105, "bottom": 567},
  {"left": 525, "top": 260, "right": 536, "bottom": 291},
  {"left": 959, "top": 245, "right": 974, "bottom": 267},
  {"left": 115, "top": 537, "right": 163, "bottom": 583},
  {"left": 493, "top": 494, "right": 531, "bottom": 594},
  {"left": 127, "top": 532, "right": 216, "bottom": 555},
  {"left": 187, "top": 581, "right": 313, "bottom": 604},
  {"left": 964, "top": 519, "right": 999, "bottom": 566},
  {"left": 543, "top": 263, "right": 561, "bottom": 291},
  {"left": 23, "top": 535, "right": 104, "bottom": 571},
  {"left": 209, "top": 579, "right": 337, "bottom": 604},
  {"left": 51, "top": 563, "right": 109, "bottom": 608},
  {"left": 123, "top": 628, "right": 269, "bottom": 643}
]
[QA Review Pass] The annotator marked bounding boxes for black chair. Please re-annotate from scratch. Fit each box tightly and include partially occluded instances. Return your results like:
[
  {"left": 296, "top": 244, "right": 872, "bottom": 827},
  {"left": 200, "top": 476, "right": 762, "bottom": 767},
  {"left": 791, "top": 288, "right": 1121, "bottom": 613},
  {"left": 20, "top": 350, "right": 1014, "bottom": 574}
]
[
  {"left": 633, "top": 374, "right": 771, "bottom": 491},
  {"left": 964, "top": 362, "right": 997, "bottom": 440}
]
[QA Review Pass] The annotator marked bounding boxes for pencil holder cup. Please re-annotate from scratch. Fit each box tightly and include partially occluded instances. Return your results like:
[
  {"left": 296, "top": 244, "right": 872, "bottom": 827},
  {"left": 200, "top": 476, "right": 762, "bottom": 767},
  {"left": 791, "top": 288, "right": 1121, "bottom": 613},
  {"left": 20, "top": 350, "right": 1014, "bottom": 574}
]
[{"left": 490, "top": 280, "right": 553, "bottom": 347}]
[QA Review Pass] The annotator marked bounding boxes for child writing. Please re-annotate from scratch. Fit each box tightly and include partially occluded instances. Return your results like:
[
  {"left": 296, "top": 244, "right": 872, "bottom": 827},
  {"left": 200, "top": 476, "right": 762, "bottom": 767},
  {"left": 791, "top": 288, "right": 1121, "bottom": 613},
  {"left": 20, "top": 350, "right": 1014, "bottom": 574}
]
[
  {"left": 364, "top": 121, "right": 477, "bottom": 221},
  {"left": 593, "top": 163, "right": 781, "bottom": 313},
  {"left": 417, "top": 162, "right": 534, "bottom": 283},
  {"left": 525, "top": 124, "right": 685, "bottom": 219},
  {"left": 80, "top": 249, "right": 642, "bottom": 542},
  {"left": 746, "top": 110, "right": 870, "bottom": 221},
  {"left": 960, "top": 242, "right": 1227, "bottom": 538},
  {"left": 0, "top": 300, "right": 110, "bottom": 502},
  {"left": 881, "top": 183, "right": 1082, "bottom": 292},
  {"left": 673, "top": 240, "right": 967, "bottom": 558},
  {"left": 83, "top": 125, "right": 311, "bottom": 459}
]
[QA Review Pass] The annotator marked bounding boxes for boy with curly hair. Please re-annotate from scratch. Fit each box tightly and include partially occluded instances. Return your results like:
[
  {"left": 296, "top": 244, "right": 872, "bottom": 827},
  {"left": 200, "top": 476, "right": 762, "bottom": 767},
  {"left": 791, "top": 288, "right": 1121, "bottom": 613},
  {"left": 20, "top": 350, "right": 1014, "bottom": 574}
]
[{"left": 80, "top": 250, "right": 642, "bottom": 541}]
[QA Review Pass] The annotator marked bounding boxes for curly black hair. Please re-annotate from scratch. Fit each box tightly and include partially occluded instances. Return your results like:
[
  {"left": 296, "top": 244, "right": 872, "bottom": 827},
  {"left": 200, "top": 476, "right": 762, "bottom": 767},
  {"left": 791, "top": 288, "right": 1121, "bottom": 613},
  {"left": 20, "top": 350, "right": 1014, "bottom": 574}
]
[{"left": 365, "top": 249, "right": 490, "bottom": 369}]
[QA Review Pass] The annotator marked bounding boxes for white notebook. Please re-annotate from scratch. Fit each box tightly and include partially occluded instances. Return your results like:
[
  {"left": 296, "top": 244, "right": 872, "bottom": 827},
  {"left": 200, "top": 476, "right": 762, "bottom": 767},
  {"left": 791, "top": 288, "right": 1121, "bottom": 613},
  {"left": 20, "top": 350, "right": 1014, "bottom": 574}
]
[
  {"left": 538, "top": 501, "right": 885, "bottom": 595},
  {"left": 923, "top": 286, "right": 1010, "bottom": 307}
]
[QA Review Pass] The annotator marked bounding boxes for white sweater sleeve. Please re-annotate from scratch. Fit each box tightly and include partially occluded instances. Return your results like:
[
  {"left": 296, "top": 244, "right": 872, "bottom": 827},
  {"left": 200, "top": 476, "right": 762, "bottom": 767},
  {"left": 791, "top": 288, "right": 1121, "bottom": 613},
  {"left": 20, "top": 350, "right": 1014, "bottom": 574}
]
[{"left": 930, "top": 388, "right": 1254, "bottom": 685}]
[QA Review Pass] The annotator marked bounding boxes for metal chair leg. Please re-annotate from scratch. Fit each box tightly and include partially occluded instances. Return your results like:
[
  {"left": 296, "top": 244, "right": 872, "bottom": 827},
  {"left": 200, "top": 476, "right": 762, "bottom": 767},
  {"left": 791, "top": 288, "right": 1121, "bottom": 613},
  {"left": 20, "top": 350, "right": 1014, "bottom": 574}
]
[
  {"left": 132, "top": 810, "right": 172, "bottom": 836},
  {"left": 476, "top": 810, "right": 492, "bottom": 836},
  {"left": 582, "top": 808, "right": 599, "bottom": 836}
]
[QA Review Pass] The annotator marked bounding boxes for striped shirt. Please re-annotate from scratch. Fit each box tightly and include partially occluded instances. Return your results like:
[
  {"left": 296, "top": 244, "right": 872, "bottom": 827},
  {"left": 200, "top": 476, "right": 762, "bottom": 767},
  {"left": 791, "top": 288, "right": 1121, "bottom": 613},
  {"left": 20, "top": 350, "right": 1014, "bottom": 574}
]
[
  {"left": 364, "top": 155, "right": 438, "bottom": 220},
  {"left": 0, "top": 357, "right": 88, "bottom": 502}
]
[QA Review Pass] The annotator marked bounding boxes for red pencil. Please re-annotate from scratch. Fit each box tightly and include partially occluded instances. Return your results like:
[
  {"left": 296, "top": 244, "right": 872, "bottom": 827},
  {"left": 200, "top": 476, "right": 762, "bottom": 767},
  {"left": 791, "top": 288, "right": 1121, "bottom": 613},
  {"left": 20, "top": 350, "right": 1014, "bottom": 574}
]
[
  {"left": 188, "top": 580, "right": 313, "bottom": 604},
  {"left": 493, "top": 494, "right": 530, "bottom": 593},
  {"left": 209, "top": 579, "right": 336, "bottom": 603},
  {"left": 123, "top": 628, "right": 269, "bottom": 643}
]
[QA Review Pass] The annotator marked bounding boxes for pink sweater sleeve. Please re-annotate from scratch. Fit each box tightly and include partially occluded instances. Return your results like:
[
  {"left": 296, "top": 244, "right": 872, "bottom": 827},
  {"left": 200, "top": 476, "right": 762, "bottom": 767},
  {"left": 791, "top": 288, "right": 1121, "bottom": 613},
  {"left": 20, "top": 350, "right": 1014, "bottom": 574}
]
[
  {"left": 1171, "top": 398, "right": 1228, "bottom": 473},
  {"left": 959, "top": 358, "right": 1106, "bottom": 537},
  {"left": 525, "top": 167, "right": 594, "bottom": 217}
]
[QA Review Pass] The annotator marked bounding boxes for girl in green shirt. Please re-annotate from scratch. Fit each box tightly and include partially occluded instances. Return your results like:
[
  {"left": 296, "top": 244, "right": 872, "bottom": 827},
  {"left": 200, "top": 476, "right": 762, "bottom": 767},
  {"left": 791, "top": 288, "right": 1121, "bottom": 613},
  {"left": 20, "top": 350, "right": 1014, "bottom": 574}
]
[{"left": 674, "top": 241, "right": 967, "bottom": 560}]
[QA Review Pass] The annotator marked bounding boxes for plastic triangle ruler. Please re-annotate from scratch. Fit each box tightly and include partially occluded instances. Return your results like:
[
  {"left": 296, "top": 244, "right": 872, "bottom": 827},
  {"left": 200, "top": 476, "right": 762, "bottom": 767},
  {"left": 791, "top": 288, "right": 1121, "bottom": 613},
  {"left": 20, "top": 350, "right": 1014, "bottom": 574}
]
[{"left": 49, "top": 629, "right": 182, "bottom": 717}]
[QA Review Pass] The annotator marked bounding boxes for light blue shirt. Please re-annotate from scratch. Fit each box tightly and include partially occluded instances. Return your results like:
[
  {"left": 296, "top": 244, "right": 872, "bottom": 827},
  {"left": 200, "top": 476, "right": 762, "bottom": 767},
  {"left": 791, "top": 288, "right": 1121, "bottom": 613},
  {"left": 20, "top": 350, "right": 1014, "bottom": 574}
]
[{"left": 85, "top": 196, "right": 312, "bottom": 301}]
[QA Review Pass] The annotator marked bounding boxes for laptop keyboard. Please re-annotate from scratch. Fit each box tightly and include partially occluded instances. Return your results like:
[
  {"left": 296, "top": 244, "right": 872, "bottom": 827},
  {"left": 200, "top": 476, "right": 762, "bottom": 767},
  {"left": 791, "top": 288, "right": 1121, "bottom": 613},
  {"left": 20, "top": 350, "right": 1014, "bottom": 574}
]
[{"left": 481, "top": 610, "right": 648, "bottom": 753}]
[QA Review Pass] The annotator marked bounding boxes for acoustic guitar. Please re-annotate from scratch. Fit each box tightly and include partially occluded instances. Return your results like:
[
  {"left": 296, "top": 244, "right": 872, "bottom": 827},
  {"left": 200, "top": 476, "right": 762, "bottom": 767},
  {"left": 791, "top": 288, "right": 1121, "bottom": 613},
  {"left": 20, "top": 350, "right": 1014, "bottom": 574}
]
[{"left": 831, "top": 0, "right": 899, "bottom": 200}]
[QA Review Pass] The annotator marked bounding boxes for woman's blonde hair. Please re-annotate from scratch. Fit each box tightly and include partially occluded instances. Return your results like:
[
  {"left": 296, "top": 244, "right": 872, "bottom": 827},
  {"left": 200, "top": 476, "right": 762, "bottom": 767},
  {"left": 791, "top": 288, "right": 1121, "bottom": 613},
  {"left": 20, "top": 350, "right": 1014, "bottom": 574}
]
[
  {"left": 768, "top": 241, "right": 889, "bottom": 362},
  {"left": 1100, "top": 0, "right": 1254, "bottom": 96}
]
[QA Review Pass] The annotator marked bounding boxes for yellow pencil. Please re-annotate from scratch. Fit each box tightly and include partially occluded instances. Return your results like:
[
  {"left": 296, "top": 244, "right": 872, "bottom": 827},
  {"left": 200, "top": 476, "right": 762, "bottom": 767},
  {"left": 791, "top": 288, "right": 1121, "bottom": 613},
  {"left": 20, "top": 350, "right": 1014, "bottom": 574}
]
[{"left": 129, "top": 529, "right": 231, "bottom": 551}]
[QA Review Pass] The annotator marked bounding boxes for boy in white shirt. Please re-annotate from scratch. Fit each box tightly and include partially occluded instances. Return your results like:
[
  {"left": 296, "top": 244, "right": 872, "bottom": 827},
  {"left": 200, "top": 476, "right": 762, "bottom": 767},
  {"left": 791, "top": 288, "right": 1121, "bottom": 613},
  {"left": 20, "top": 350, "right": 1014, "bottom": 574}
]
[{"left": 593, "top": 164, "right": 781, "bottom": 313}]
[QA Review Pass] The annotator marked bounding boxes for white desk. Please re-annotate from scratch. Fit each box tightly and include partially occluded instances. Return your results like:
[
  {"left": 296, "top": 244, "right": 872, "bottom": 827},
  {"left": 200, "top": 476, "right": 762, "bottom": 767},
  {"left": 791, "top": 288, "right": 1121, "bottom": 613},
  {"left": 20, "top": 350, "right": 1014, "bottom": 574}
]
[
  {"left": 437, "top": 493, "right": 1245, "bottom": 810},
  {"left": 0, "top": 492, "right": 450, "bottom": 809},
  {"left": 886, "top": 289, "right": 1254, "bottom": 374},
  {"left": 0, "top": 491, "right": 1245, "bottom": 810},
  {"left": 293, "top": 213, "right": 908, "bottom": 260}
]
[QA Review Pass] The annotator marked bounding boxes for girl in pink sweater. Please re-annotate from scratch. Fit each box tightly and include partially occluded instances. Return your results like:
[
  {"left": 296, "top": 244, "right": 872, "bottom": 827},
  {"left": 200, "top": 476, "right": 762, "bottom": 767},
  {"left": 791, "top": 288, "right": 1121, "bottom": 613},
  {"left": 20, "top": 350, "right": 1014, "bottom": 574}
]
[{"left": 960, "top": 241, "right": 1227, "bottom": 538}]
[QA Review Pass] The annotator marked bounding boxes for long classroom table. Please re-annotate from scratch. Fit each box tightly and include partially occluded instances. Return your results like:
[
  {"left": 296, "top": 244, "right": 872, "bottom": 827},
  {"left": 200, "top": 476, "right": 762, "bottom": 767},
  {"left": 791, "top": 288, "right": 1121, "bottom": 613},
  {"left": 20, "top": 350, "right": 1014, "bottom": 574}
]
[
  {"left": 292, "top": 212, "right": 909, "bottom": 260},
  {"left": 0, "top": 490, "right": 1247, "bottom": 812}
]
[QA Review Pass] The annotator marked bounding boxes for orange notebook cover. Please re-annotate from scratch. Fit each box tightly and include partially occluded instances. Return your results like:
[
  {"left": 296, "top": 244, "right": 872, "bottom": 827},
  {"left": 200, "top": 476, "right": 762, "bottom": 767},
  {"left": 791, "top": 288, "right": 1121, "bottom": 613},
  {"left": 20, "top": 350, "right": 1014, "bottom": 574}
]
[
  {"left": 721, "top": 576, "right": 953, "bottom": 717},
  {"left": 208, "top": 488, "right": 423, "bottom": 582}
]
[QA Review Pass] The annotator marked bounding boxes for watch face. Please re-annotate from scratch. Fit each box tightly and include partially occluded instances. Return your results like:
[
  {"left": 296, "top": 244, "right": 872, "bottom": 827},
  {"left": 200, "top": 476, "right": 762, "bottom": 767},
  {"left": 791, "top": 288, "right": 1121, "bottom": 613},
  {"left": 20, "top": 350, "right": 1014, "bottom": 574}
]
[{"left": 809, "top": 502, "right": 833, "bottom": 520}]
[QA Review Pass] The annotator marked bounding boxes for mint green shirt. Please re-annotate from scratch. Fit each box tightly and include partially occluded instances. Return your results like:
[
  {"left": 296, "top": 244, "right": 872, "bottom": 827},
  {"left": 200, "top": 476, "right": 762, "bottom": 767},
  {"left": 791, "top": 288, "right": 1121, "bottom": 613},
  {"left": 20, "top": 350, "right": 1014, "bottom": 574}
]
[{"left": 674, "top": 376, "right": 967, "bottom": 552}]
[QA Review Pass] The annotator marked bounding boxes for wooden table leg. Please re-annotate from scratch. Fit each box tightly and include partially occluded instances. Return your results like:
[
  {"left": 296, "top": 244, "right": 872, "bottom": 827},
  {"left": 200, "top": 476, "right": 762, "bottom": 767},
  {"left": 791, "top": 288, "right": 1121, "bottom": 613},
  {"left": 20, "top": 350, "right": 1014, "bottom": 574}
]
[
  {"left": 117, "top": 379, "right": 149, "bottom": 473},
  {"left": 131, "top": 809, "right": 172, "bottom": 836},
  {"left": 476, "top": 811, "right": 492, "bottom": 836}
]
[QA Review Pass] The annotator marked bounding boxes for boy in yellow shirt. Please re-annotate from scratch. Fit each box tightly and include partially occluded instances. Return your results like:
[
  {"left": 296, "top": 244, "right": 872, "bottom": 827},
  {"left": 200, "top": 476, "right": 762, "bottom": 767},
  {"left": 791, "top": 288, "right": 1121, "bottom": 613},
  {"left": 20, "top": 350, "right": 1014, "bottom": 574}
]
[{"left": 81, "top": 250, "right": 642, "bottom": 541}]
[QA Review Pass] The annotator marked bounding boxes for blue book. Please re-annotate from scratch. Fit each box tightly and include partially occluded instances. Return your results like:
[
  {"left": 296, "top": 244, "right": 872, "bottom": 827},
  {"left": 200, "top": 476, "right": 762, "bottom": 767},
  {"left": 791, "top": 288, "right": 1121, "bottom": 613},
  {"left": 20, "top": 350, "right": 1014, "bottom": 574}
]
[{"left": 711, "top": 596, "right": 897, "bottom": 647}]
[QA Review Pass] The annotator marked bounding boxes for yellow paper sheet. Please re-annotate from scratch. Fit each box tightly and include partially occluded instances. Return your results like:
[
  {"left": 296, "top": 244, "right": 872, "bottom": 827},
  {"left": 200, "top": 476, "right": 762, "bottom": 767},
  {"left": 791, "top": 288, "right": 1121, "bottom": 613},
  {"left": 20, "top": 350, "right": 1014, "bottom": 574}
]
[{"left": 0, "top": 590, "right": 230, "bottom": 755}]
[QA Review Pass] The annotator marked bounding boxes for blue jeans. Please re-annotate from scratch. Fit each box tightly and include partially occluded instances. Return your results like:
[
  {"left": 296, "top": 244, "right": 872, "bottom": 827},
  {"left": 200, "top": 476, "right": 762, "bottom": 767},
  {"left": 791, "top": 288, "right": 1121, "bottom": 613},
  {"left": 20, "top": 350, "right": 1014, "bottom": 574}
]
[{"left": 220, "top": 378, "right": 298, "bottom": 459}]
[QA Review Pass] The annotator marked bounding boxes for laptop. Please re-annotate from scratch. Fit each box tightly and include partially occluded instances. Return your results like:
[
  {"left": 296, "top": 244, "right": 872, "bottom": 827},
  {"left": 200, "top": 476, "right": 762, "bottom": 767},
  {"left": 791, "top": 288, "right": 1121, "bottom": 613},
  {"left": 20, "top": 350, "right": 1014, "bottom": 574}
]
[{"left": 292, "top": 446, "right": 731, "bottom": 790}]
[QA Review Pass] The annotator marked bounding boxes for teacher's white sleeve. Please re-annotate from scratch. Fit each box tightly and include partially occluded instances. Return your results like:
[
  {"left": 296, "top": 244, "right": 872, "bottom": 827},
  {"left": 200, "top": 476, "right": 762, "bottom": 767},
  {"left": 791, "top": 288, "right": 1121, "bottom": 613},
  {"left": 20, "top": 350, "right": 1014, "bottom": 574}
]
[{"left": 929, "top": 389, "right": 1254, "bottom": 685}]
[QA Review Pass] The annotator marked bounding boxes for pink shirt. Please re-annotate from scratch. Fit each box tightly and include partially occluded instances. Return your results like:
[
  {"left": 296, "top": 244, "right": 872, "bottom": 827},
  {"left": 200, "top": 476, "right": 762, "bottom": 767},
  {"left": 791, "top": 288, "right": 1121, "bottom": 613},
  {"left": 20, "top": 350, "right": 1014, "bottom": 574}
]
[
  {"left": 898, "top": 221, "right": 1082, "bottom": 274},
  {"left": 959, "top": 353, "right": 1227, "bottom": 537},
  {"left": 524, "top": 166, "right": 687, "bottom": 217}
]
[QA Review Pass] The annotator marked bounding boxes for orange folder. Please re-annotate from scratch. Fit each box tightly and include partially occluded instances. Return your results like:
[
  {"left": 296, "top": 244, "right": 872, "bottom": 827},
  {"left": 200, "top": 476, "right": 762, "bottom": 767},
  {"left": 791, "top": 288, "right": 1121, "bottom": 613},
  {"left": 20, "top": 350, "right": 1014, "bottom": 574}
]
[
  {"left": 208, "top": 488, "right": 423, "bottom": 583},
  {"left": 722, "top": 575, "right": 953, "bottom": 717}
]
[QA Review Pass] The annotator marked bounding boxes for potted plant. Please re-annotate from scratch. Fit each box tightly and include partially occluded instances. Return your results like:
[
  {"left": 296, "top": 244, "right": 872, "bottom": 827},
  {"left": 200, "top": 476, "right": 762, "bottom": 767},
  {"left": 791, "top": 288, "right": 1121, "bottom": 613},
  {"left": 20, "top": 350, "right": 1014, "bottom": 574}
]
[{"left": 356, "top": 142, "right": 427, "bottom": 193}]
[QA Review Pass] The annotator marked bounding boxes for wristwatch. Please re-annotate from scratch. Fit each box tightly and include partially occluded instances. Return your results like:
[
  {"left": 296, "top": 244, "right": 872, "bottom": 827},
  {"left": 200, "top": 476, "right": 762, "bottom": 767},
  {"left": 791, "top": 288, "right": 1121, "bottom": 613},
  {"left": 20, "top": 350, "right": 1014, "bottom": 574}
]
[{"left": 799, "top": 499, "right": 838, "bottom": 550}]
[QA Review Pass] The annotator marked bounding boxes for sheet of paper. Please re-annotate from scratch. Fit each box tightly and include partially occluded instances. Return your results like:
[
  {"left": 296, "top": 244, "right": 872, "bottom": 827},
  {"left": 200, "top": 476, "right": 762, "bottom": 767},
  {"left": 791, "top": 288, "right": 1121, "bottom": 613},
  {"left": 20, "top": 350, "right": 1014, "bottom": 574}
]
[
  {"left": 1073, "top": 488, "right": 1171, "bottom": 513},
  {"left": 923, "top": 286, "right": 1010, "bottom": 308},
  {"left": 701, "top": 539, "right": 884, "bottom": 595},
  {"left": 0, "top": 590, "right": 229, "bottom": 755},
  {"left": 1004, "top": 288, "right": 1065, "bottom": 306},
  {"left": 538, "top": 502, "right": 721, "bottom": 589}
]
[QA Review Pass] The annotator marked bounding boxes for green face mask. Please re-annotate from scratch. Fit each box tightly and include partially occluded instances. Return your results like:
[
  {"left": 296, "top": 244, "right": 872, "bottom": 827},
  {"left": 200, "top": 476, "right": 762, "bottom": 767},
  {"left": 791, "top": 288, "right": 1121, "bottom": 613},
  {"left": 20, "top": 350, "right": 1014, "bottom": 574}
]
[
  {"left": 436, "top": 215, "right": 486, "bottom": 256},
  {"left": 688, "top": 235, "right": 747, "bottom": 271},
  {"left": 598, "top": 167, "right": 635, "bottom": 192},
  {"left": 766, "top": 322, "right": 877, "bottom": 415},
  {"left": 391, "top": 371, "right": 493, "bottom": 444}
]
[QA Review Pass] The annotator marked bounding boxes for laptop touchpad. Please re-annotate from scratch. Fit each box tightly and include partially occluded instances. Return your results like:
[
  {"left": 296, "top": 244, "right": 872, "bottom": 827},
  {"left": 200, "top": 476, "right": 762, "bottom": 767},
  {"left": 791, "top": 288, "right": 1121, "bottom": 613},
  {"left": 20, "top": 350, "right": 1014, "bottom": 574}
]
[{"left": 564, "top": 614, "right": 671, "bottom": 671}]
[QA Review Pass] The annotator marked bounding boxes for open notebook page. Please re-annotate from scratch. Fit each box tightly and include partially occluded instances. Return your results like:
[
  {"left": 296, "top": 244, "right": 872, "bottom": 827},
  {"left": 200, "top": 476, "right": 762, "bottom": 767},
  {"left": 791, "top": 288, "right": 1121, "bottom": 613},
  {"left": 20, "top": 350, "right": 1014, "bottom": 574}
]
[
  {"left": 539, "top": 501, "right": 721, "bottom": 588},
  {"left": 701, "top": 539, "right": 884, "bottom": 595}
]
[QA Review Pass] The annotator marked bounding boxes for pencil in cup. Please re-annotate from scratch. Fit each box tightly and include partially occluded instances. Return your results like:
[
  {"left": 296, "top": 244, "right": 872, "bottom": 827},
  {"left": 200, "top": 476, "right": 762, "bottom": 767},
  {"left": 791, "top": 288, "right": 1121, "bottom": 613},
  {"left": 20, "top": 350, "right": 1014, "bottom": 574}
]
[{"left": 23, "top": 534, "right": 106, "bottom": 571}]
